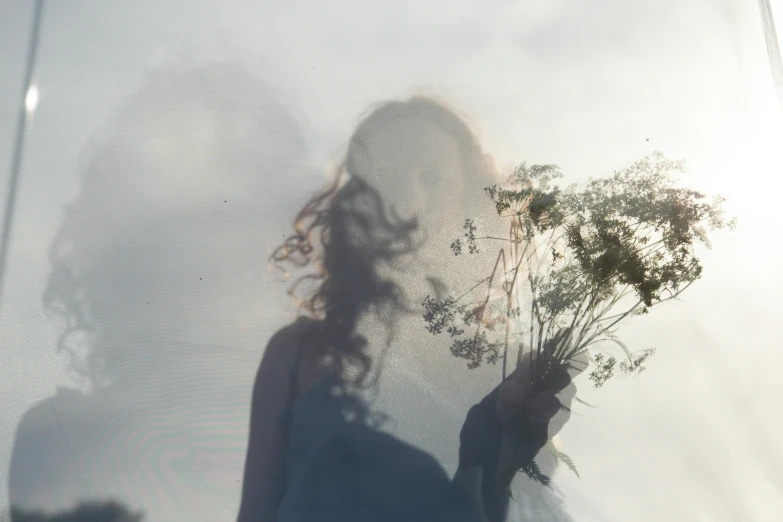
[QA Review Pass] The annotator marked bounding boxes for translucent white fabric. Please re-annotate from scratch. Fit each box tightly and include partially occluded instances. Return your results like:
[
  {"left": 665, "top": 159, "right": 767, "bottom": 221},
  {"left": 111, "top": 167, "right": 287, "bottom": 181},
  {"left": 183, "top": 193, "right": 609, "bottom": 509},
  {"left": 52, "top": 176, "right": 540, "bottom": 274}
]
[{"left": 1, "top": 1, "right": 782, "bottom": 521}]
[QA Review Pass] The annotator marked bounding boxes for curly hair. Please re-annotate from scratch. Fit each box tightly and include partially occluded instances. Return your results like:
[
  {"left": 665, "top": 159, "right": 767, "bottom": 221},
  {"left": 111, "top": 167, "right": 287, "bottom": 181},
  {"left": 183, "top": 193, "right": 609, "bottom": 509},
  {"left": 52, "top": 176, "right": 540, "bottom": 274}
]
[
  {"left": 270, "top": 96, "right": 499, "bottom": 391},
  {"left": 43, "top": 63, "right": 311, "bottom": 389}
]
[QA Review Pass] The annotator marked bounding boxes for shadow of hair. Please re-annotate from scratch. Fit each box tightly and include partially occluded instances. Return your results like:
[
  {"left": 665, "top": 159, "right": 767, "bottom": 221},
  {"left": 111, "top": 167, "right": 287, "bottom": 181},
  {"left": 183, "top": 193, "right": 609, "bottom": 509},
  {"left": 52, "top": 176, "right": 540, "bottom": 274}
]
[{"left": 270, "top": 97, "right": 500, "bottom": 404}]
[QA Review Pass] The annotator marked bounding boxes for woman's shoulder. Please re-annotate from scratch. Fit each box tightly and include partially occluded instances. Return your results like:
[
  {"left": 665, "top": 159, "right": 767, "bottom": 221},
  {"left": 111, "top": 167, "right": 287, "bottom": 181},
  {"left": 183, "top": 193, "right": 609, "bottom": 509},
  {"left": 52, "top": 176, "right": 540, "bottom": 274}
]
[
  {"left": 265, "top": 316, "right": 324, "bottom": 358},
  {"left": 260, "top": 316, "right": 331, "bottom": 401},
  {"left": 14, "top": 388, "right": 87, "bottom": 435},
  {"left": 272, "top": 315, "right": 323, "bottom": 340},
  {"left": 9, "top": 389, "right": 91, "bottom": 502}
]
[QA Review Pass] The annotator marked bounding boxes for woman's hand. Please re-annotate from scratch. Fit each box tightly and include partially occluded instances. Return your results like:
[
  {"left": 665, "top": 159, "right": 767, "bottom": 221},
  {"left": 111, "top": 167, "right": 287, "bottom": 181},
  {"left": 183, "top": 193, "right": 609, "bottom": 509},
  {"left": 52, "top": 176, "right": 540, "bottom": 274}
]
[
  {"left": 498, "top": 329, "right": 587, "bottom": 429},
  {"left": 457, "top": 330, "right": 587, "bottom": 522},
  {"left": 459, "top": 328, "right": 588, "bottom": 470},
  {"left": 494, "top": 329, "right": 589, "bottom": 487}
]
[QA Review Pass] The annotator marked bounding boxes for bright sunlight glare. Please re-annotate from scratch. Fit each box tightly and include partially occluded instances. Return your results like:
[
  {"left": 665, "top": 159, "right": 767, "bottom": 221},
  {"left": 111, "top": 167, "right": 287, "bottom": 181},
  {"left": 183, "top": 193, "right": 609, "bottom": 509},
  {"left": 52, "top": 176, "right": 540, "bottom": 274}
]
[
  {"left": 25, "top": 84, "right": 39, "bottom": 113},
  {"left": 694, "top": 76, "right": 783, "bottom": 248}
]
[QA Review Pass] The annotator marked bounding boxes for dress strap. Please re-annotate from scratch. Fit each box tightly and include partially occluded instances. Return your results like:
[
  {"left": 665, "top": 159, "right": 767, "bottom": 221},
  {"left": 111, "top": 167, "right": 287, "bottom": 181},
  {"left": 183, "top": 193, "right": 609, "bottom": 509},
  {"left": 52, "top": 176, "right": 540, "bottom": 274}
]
[
  {"left": 278, "top": 318, "right": 312, "bottom": 428},
  {"left": 287, "top": 330, "right": 306, "bottom": 403}
]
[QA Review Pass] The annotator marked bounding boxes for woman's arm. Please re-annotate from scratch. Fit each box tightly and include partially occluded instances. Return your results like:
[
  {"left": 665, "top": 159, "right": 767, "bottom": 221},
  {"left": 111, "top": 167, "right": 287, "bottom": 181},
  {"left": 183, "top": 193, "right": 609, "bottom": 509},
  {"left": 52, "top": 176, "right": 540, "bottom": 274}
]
[
  {"left": 454, "top": 387, "right": 509, "bottom": 522},
  {"left": 451, "top": 464, "right": 491, "bottom": 522},
  {"left": 455, "top": 352, "right": 580, "bottom": 522},
  {"left": 236, "top": 325, "right": 301, "bottom": 522}
]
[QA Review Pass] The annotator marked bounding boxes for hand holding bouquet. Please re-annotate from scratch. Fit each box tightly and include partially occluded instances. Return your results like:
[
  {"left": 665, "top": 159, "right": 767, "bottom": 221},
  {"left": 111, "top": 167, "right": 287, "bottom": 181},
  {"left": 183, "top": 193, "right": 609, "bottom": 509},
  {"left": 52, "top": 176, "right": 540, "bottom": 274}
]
[{"left": 430, "top": 153, "right": 736, "bottom": 493}]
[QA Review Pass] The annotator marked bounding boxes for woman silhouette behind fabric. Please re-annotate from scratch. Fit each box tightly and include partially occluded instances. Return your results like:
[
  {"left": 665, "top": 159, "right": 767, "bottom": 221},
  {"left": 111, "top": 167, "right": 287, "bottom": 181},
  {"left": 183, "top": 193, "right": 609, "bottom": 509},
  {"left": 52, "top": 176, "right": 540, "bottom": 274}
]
[
  {"left": 8, "top": 63, "right": 321, "bottom": 521},
  {"left": 237, "top": 97, "right": 583, "bottom": 522}
]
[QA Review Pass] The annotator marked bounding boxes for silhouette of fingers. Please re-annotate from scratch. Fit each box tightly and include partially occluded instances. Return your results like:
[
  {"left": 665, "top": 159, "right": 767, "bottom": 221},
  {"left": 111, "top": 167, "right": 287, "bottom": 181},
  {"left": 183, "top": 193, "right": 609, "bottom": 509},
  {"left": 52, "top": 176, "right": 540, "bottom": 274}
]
[
  {"left": 558, "top": 381, "right": 577, "bottom": 405},
  {"left": 496, "top": 379, "right": 530, "bottom": 427},
  {"left": 526, "top": 393, "right": 562, "bottom": 424},
  {"left": 544, "top": 366, "right": 572, "bottom": 393}
]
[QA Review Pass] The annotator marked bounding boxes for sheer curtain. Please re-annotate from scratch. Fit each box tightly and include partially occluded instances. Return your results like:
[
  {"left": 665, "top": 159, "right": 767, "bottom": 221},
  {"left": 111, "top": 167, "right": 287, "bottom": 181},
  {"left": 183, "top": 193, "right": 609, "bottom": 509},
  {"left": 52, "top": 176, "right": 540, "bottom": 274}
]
[{"left": 1, "top": 1, "right": 781, "bottom": 520}]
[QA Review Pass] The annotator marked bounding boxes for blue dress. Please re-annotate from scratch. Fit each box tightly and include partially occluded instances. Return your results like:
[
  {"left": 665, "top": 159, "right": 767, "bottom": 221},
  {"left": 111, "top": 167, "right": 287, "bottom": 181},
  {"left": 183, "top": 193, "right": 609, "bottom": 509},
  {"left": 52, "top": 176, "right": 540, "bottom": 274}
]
[
  {"left": 267, "top": 320, "right": 574, "bottom": 522},
  {"left": 275, "top": 371, "right": 485, "bottom": 522}
]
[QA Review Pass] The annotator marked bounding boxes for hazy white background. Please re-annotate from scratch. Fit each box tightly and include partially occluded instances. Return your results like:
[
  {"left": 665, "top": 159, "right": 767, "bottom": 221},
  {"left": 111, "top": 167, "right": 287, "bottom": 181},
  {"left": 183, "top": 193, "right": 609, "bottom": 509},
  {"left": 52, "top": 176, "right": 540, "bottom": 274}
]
[{"left": 1, "top": 0, "right": 782, "bottom": 520}]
